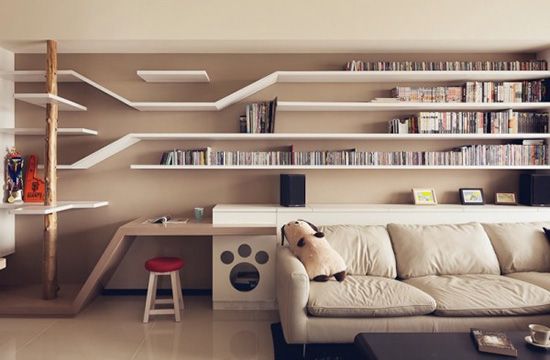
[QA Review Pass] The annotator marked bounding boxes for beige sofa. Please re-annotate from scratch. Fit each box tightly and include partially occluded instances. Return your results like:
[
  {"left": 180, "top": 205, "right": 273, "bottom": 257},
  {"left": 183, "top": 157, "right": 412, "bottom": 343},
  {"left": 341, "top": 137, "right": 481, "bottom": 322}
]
[{"left": 276, "top": 222, "right": 550, "bottom": 344}]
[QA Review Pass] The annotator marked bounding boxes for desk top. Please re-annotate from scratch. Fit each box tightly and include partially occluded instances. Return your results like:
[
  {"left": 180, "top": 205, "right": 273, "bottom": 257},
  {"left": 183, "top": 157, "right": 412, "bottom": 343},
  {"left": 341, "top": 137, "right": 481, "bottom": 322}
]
[{"left": 121, "top": 217, "right": 277, "bottom": 236}]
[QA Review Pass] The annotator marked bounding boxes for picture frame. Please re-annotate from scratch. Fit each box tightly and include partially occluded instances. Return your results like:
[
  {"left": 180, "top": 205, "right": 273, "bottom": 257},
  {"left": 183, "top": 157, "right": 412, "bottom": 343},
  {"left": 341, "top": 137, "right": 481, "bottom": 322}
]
[
  {"left": 459, "top": 188, "right": 484, "bottom": 205},
  {"left": 495, "top": 192, "right": 517, "bottom": 205},
  {"left": 412, "top": 188, "right": 438, "bottom": 205}
]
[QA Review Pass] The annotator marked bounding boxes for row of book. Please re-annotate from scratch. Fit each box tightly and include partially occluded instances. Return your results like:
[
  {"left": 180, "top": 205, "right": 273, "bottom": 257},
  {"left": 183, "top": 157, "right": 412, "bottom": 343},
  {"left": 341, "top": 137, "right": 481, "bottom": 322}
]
[
  {"left": 388, "top": 111, "right": 549, "bottom": 134},
  {"left": 391, "top": 80, "right": 549, "bottom": 103},
  {"left": 462, "top": 81, "right": 548, "bottom": 103},
  {"left": 239, "top": 98, "right": 277, "bottom": 133},
  {"left": 344, "top": 60, "right": 548, "bottom": 71},
  {"left": 159, "top": 143, "right": 547, "bottom": 166}
]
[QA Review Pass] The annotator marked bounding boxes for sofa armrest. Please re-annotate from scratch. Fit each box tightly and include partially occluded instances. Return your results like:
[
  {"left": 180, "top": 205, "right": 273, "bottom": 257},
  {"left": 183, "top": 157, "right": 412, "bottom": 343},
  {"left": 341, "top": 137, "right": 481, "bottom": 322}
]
[{"left": 276, "top": 245, "right": 310, "bottom": 344}]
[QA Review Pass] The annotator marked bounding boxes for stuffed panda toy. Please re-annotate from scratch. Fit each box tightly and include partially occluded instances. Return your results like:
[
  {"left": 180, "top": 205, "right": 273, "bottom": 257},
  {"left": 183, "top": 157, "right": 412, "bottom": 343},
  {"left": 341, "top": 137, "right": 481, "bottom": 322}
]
[{"left": 281, "top": 220, "right": 347, "bottom": 282}]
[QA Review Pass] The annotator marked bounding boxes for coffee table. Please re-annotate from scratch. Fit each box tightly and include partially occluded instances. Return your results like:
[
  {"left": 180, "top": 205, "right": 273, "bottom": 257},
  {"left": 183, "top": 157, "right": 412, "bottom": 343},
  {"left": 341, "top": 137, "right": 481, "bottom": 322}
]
[{"left": 354, "top": 332, "right": 549, "bottom": 360}]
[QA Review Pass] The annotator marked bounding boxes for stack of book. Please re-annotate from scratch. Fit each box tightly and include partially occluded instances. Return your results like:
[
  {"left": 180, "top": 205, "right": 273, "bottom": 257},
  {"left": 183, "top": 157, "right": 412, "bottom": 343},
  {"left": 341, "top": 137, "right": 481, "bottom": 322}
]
[
  {"left": 160, "top": 148, "right": 211, "bottom": 165},
  {"left": 158, "top": 143, "right": 547, "bottom": 167},
  {"left": 463, "top": 80, "right": 548, "bottom": 103},
  {"left": 239, "top": 98, "right": 277, "bottom": 133},
  {"left": 344, "top": 60, "right": 548, "bottom": 71},
  {"left": 392, "top": 86, "right": 462, "bottom": 102},
  {"left": 388, "top": 111, "right": 549, "bottom": 134}
]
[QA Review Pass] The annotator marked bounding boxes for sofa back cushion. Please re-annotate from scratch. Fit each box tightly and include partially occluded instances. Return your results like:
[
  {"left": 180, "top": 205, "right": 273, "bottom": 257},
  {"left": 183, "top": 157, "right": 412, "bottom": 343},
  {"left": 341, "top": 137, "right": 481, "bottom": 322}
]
[
  {"left": 482, "top": 222, "right": 550, "bottom": 274},
  {"left": 387, "top": 222, "right": 500, "bottom": 279},
  {"left": 320, "top": 225, "right": 397, "bottom": 278}
]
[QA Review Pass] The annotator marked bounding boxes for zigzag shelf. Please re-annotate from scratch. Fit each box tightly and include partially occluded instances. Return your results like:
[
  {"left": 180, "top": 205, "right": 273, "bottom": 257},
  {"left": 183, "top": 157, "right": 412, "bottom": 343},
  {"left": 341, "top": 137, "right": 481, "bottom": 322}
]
[
  {"left": 36, "top": 132, "right": 550, "bottom": 170},
  {"left": 3, "top": 69, "right": 550, "bottom": 112},
  {"left": 0, "top": 127, "right": 97, "bottom": 136}
]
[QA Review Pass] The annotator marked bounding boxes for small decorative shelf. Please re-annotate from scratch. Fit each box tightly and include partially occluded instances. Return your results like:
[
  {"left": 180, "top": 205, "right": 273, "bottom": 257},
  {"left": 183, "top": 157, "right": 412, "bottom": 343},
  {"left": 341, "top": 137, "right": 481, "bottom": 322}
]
[
  {"left": 14, "top": 93, "right": 87, "bottom": 111},
  {"left": 137, "top": 70, "right": 210, "bottom": 83}
]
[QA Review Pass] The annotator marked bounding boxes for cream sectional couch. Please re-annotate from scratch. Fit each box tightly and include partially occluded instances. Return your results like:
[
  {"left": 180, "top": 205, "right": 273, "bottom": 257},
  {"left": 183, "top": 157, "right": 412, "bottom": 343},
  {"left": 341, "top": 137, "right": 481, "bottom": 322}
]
[{"left": 276, "top": 222, "right": 550, "bottom": 344}]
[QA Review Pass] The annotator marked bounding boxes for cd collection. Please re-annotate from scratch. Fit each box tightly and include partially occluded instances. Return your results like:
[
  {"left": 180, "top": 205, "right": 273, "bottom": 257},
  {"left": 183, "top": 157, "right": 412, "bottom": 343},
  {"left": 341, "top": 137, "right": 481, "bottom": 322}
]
[{"left": 344, "top": 60, "right": 548, "bottom": 71}]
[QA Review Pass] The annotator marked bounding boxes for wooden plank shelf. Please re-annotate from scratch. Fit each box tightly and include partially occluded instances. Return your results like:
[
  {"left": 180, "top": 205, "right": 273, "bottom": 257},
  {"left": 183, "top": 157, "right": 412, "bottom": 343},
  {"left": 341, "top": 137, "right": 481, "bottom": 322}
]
[
  {"left": 0, "top": 127, "right": 98, "bottom": 136},
  {"left": 130, "top": 165, "right": 550, "bottom": 170},
  {"left": 137, "top": 70, "right": 210, "bottom": 83},
  {"left": 14, "top": 93, "right": 87, "bottom": 111}
]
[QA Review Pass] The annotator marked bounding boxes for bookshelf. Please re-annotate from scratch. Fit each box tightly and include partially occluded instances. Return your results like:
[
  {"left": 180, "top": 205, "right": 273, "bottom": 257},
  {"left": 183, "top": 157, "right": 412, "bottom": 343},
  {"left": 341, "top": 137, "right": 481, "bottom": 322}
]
[
  {"left": 0, "top": 201, "right": 109, "bottom": 215},
  {"left": 4, "top": 67, "right": 550, "bottom": 170}
]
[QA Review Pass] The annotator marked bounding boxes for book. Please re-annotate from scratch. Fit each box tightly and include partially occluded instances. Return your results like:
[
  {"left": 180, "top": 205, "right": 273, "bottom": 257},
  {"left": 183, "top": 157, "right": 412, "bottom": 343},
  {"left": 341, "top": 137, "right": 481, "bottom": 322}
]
[
  {"left": 471, "top": 329, "right": 517, "bottom": 357},
  {"left": 240, "top": 98, "right": 278, "bottom": 133}
]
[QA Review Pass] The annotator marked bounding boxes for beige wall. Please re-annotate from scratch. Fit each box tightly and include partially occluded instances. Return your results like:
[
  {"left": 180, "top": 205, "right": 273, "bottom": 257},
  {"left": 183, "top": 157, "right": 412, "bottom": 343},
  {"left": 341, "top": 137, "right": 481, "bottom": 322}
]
[
  {"left": 0, "top": 52, "right": 532, "bottom": 289},
  {"left": 1, "top": 1, "right": 550, "bottom": 52}
]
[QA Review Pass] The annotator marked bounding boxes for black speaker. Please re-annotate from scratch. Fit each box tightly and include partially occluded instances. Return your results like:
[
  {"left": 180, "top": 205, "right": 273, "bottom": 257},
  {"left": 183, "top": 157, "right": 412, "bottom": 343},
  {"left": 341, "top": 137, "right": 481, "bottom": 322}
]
[
  {"left": 519, "top": 173, "right": 550, "bottom": 206},
  {"left": 280, "top": 174, "right": 306, "bottom": 207}
]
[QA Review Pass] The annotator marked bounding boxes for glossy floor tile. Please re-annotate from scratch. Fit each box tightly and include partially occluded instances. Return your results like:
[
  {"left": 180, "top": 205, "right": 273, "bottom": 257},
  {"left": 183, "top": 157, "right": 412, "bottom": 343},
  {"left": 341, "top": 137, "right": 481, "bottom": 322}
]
[{"left": 0, "top": 296, "right": 277, "bottom": 359}]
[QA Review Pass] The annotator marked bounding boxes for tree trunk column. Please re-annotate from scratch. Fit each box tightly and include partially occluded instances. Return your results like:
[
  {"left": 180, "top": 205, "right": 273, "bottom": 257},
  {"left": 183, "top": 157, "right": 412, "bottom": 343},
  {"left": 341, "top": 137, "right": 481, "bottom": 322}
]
[{"left": 43, "top": 39, "right": 58, "bottom": 300}]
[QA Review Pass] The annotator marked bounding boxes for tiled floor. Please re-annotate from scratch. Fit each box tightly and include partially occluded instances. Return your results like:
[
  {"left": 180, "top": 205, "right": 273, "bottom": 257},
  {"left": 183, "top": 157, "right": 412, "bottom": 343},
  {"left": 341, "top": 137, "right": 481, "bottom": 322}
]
[{"left": 0, "top": 296, "right": 278, "bottom": 359}]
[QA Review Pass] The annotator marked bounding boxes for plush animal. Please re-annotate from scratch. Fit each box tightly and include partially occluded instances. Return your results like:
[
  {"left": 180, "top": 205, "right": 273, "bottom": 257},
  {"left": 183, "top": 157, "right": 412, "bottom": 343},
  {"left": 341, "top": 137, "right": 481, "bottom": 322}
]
[{"left": 281, "top": 220, "right": 347, "bottom": 282}]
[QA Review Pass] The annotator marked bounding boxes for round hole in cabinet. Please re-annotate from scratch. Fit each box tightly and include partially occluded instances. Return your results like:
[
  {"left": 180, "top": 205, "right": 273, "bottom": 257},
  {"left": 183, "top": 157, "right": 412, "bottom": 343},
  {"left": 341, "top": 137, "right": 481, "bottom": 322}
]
[
  {"left": 238, "top": 244, "right": 252, "bottom": 258},
  {"left": 229, "top": 262, "right": 260, "bottom": 292},
  {"left": 220, "top": 251, "right": 234, "bottom": 265},
  {"left": 255, "top": 251, "right": 269, "bottom": 265}
]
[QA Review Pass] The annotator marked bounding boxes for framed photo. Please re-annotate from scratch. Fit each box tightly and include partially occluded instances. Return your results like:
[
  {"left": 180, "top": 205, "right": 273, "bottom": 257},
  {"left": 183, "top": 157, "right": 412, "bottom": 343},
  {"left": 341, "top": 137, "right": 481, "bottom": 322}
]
[
  {"left": 459, "top": 188, "right": 484, "bottom": 205},
  {"left": 412, "top": 188, "right": 438, "bottom": 205},
  {"left": 495, "top": 192, "right": 517, "bottom": 205}
]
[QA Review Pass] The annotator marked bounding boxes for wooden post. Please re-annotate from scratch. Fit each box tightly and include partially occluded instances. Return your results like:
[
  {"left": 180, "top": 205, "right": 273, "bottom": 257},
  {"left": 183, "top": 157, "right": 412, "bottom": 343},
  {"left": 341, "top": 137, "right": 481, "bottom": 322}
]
[{"left": 43, "top": 40, "right": 58, "bottom": 299}]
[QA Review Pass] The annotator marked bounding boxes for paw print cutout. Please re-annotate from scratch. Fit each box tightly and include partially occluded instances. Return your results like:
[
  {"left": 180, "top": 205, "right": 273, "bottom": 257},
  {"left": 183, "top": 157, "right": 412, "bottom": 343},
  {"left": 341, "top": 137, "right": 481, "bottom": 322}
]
[{"left": 220, "top": 244, "right": 270, "bottom": 292}]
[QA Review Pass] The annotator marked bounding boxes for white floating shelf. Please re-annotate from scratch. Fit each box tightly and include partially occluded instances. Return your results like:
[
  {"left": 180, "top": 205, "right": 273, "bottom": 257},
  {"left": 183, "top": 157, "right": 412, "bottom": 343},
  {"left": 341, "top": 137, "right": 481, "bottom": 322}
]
[
  {"left": 130, "top": 165, "right": 549, "bottom": 170},
  {"left": 276, "top": 70, "right": 550, "bottom": 83},
  {"left": 131, "top": 102, "right": 218, "bottom": 111},
  {"left": 0, "top": 70, "right": 82, "bottom": 82},
  {"left": 131, "top": 133, "right": 550, "bottom": 141},
  {"left": 277, "top": 101, "right": 550, "bottom": 112},
  {"left": 4, "top": 201, "right": 108, "bottom": 215},
  {"left": 137, "top": 70, "right": 210, "bottom": 83},
  {"left": 0, "top": 128, "right": 98, "bottom": 136},
  {"left": 14, "top": 93, "right": 87, "bottom": 111}
]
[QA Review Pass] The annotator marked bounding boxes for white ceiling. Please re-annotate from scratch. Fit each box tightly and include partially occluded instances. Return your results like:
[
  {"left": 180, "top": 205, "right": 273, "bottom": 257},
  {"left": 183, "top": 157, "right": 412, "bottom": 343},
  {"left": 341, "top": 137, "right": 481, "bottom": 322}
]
[{"left": 1, "top": 0, "right": 550, "bottom": 54}]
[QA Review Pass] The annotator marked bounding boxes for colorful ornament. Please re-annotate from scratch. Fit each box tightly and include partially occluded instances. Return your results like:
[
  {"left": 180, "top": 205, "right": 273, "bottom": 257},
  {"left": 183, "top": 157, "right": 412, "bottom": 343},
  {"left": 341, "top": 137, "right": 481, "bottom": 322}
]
[
  {"left": 4, "top": 147, "right": 24, "bottom": 203},
  {"left": 24, "top": 155, "right": 45, "bottom": 203}
]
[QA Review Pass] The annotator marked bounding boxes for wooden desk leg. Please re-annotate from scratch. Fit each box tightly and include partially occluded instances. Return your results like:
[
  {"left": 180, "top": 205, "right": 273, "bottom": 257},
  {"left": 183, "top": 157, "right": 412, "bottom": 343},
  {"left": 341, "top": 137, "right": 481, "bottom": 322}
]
[{"left": 73, "top": 230, "right": 136, "bottom": 313}]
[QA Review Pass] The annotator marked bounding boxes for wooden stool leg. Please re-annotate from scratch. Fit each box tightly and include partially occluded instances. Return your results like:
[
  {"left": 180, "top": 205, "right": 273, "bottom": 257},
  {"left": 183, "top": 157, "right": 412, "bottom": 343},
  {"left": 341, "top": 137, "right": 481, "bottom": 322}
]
[
  {"left": 170, "top": 271, "right": 181, "bottom": 322},
  {"left": 143, "top": 272, "right": 158, "bottom": 323},
  {"left": 175, "top": 271, "right": 184, "bottom": 310}
]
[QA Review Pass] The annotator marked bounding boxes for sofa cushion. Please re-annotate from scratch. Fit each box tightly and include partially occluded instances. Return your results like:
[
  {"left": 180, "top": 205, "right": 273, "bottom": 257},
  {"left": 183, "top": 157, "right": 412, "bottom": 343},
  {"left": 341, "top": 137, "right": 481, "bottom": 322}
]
[
  {"left": 482, "top": 222, "right": 550, "bottom": 274},
  {"left": 506, "top": 272, "right": 550, "bottom": 291},
  {"left": 405, "top": 274, "right": 550, "bottom": 317},
  {"left": 320, "top": 225, "right": 396, "bottom": 278},
  {"left": 387, "top": 223, "right": 500, "bottom": 279},
  {"left": 307, "top": 275, "right": 436, "bottom": 318}
]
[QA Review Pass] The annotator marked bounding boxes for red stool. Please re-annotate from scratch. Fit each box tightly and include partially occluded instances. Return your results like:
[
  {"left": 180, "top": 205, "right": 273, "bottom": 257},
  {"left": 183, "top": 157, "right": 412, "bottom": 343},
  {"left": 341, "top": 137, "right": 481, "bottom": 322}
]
[{"left": 143, "top": 257, "right": 185, "bottom": 323}]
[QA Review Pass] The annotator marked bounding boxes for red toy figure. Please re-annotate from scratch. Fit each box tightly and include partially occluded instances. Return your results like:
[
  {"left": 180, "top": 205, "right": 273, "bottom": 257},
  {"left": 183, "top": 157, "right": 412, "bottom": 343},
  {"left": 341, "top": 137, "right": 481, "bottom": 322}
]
[{"left": 23, "top": 155, "right": 45, "bottom": 203}]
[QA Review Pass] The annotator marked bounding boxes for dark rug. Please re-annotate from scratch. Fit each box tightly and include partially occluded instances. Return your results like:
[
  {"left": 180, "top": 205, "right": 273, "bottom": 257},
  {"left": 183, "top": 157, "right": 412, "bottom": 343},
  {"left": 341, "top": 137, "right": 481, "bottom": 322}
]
[{"left": 271, "top": 323, "right": 361, "bottom": 360}]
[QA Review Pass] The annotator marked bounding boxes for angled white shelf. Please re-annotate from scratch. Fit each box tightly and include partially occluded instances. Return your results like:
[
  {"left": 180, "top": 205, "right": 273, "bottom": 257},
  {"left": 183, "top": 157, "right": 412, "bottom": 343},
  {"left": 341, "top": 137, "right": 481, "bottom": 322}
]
[
  {"left": 2, "top": 201, "right": 109, "bottom": 215},
  {"left": 277, "top": 101, "right": 550, "bottom": 112},
  {"left": 5, "top": 69, "right": 549, "bottom": 112},
  {"left": 14, "top": 93, "right": 87, "bottom": 111},
  {"left": 46, "top": 132, "right": 550, "bottom": 170},
  {"left": 131, "top": 102, "right": 218, "bottom": 111},
  {"left": 137, "top": 70, "right": 210, "bottom": 83},
  {"left": 0, "top": 128, "right": 98, "bottom": 136},
  {"left": 130, "top": 165, "right": 550, "bottom": 170}
]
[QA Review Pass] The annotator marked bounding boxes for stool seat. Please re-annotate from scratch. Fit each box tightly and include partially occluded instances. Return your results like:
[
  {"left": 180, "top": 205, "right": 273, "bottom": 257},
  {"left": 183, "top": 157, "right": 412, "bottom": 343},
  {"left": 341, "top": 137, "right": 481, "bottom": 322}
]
[{"left": 145, "top": 257, "right": 184, "bottom": 273}]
